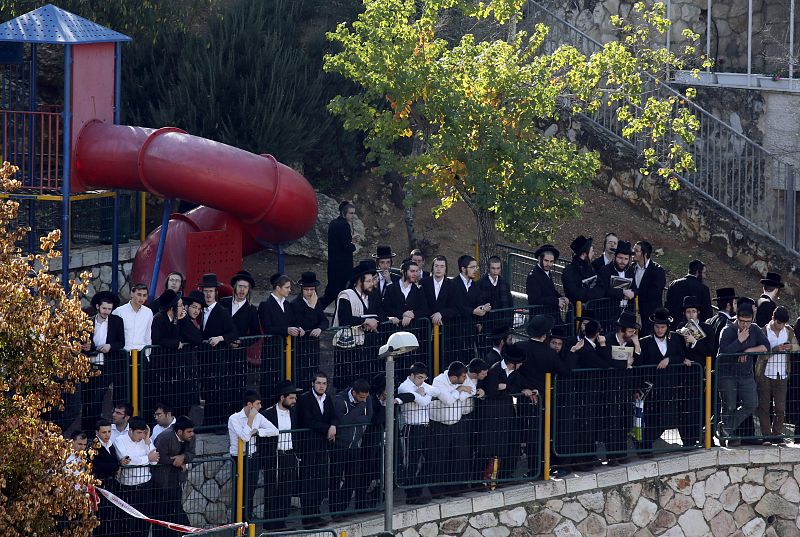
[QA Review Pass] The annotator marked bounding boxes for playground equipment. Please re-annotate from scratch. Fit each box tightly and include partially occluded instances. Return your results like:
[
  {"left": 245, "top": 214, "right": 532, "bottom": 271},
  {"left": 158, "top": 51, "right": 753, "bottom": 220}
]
[{"left": 0, "top": 5, "right": 318, "bottom": 294}]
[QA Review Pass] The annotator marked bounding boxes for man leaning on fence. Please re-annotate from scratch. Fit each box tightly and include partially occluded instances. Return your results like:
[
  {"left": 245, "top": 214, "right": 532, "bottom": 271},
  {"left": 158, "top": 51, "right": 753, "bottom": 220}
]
[
  {"left": 756, "top": 306, "right": 799, "bottom": 445},
  {"left": 152, "top": 416, "right": 195, "bottom": 537},
  {"left": 398, "top": 362, "right": 439, "bottom": 505},
  {"left": 114, "top": 417, "right": 159, "bottom": 537},
  {"left": 717, "top": 301, "right": 769, "bottom": 445}
]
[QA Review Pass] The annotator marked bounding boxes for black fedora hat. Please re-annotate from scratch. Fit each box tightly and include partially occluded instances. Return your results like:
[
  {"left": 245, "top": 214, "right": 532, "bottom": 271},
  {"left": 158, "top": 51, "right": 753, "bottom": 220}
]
[
  {"left": 275, "top": 380, "right": 303, "bottom": 398},
  {"left": 527, "top": 314, "right": 555, "bottom": 338},
  {"left": 612, "top": 240, "right": 634, "bottom": 256},
  {"left": 549, "top": 325, "right": 569, "bottom": 341},
  {"left": 615, "top": 311, "right": 640, "bottom": 330},
  {"left": 738, "top": 296, "right": 756, "bottom": 309},
  {"left": 350, "top": 259, "right": 378, "bottom": 284},
  {"left": 297, "top": 271, "right": 321, "bottom": 287},
  {"left": 760, "top": 272, "right": 786, "bottom": 288},
  {"left": 534, "top": 244, "right": 560, "bottom": 260},
  {"left": 737, "top": 302, "right": 755, "bottom": 317},
  {"left": 569, "top": 235, "right": 593, "bottom": 256},
  {"left": 183, "top": 290, "right": 205, "bottom": 308},
  {"left": 681, "top": 295, "right": 702, "bottom": 311},
  {"left": 372, "top": 245, "right": 396, "bottom": 260},
  {"left": 502, "top": 344, "right": 526, "bottom": 364},
  {"left": 649, "top": 307, "right": 673, "bottom": 325},
  {"left": 230, "top": 270, "right": 256, "bottom": 289},
  {"left": 91, "top": 290, "right": 120, "bottom": 310},
  {"left": 715, "top": 287, "right": 738, "bottom": 301},
  {"left": 156, "top": 289, "right": 180, "bottom": 311},
  {"left": 575, "top": 308, "right": 597, "bottom": 321},
  {"left": 198, "top": 273, "right": 221, "bottom": 288}
]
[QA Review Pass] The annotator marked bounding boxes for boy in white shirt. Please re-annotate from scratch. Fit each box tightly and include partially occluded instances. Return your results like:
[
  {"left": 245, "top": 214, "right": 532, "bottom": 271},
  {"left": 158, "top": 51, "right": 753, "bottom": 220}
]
[{"left": 113, "top": 417, "right": 159, "bottom": 537}]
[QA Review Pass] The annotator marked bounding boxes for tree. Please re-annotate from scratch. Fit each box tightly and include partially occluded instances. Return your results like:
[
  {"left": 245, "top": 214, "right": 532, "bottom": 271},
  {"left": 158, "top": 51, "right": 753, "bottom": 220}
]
[
  {"left": 0, "top": 162, "right": 96, "bottom": 535},
  {"left": 324, "top": 0, "right": 702, "bottom": 268}
]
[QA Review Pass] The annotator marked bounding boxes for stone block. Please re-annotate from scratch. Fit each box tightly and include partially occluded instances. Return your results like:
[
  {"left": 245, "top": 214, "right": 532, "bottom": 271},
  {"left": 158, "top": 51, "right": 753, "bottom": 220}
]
[
  {"left": 658, "top": 457, "right": 689, "bottom": 476},
  {"left": 68, "top": 252, "right": 83, "bottom": 270},
  {"left": 607, "top": 522, "right": 638, "bottom": 537},
  {"left": 705, "top": 471, "right": 732, "bottom": 498},
  {"left": 535, "top": 479, "right": 566, "bottom": 500},
  {"left": 677, "top": 509, "right": 709, "bottom": 537},
  {"left": 527, "top": 509, "right": 562, "bottom": 534},
  {"left": 764, "top": 471, "right": 789, "bottom": 491},
  {"left": 666, "top": 473, "right": 694, "bottom": 496},
  {"left": 720, "top": 484, "right": 740, "bottom": 512},
  {"left": 482, "top": 527, "right": 510, "bottom": 537},
  {"left": 627, "top": 461, "right": 659, "bottom": 481},
  {"left": 469, "top": 512, "right": 498, "bottom": 529},
  {"left": 360, "top": 517, "right": 385, "bottom": 536},
  {"left": 578, "top": 491, "right": 605, "bottom": 512},
  {"left": 598, "top": 467, "right": 629, "bottom": 488},
  {"left": 666, "top": 494, "right": 695, "bottom": 515},
  {"left": 718, "top": 449, "right": 749, "bottom": 466},
  {"left": 754, "top": 492, "right": 799, "bottom": 519},
  {"left": 741, "top": 518, "right": 766, "bottom": 536},
  {"left": 691, "top": 482, "right": 705, "bottom": 509},
  {"left": 703, "top": 498, "right": 723, "bottom": 521},
  {"left": 729, "top": 467, "right": 747, "bottom": 483},
  {"left": 745, "top": 468, "right": 765, "bottom": 485},
  {"left": 439, "top": 516, "right": 468, "bottom": 534},
  {"left": 440, "top": 497, "right": 472, "bottom": 518},
  {"left": 393, "top": 508, "right": 418, "bottom": 529},
  {"left": 419, "top": 523, "right": 438, "bottom": 537},
  {"left": 688, "top": 450, "right": 718, "bottom": 470},
  {"left": 561, "top": 501, "right": 589, "bottom": 522},
  {"left": 401, "top": 527, "right": 419, "bottom": 537},
  {"left": 631, "top": 497, "right": 657, "bottom": 527},
  {"left": 779, "top": 445, "right": 800, "bottom": 463},
  {"left": 472, "top": 491, "right": 504, "bottom": 512},
  {"left": 709, "top": 511, "right": 737, "bottom": 537},
  {"left": 778, "top": 477, "right": 800, "bottom": 502},
  {"left": 566, "top": 474, "right": 598, "bottom": 494},
  {"left": 415, "top": 504, "right": 440, "bottom": 524},
  {"left": 749, "top": 447, "right": 780, "bottom": 464},
  {"left": 733, "top": 503, "right": 756, "bottom": 528},
  {"left": 499, "top": 507, "right": 527, "bottom": 527},
  {"left": 502, "top": 485, "right": 534, "bottom": 506},
  {"left": 553, "top": 519, "right": 581, "bottom": 537},
  {"left": 648, "top": 509, "right": 677, "bottom": 534},
  {"left": 576, "top": 513, "right": 608, "bottom": 537},
  {"left": 82, "top": 249, "right": 99, "bottom": 266},
  {"left": 98, "top": 248, "right": 112, "bottom": 264}
]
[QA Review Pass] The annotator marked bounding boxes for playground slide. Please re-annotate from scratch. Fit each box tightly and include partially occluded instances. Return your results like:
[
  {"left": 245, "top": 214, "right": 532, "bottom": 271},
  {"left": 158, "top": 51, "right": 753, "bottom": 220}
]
[{"left": 73, "top": 120, "right": 318, "bottom": 294}]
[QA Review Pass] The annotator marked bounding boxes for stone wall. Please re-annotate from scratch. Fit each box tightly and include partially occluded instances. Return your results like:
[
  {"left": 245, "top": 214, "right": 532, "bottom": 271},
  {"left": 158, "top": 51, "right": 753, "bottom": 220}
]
[
  {"left": 332, "top": 446, "right": 800, "bottom": 537},
  {"left": 50, "top": 242, "right": 139, "bottom": 307}
]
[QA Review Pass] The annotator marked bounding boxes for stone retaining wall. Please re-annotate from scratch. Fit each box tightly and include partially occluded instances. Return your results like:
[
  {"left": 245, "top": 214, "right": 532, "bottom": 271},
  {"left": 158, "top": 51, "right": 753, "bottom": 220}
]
[{"left": 332, "top": 446, "right": 800, "bottom": 537}]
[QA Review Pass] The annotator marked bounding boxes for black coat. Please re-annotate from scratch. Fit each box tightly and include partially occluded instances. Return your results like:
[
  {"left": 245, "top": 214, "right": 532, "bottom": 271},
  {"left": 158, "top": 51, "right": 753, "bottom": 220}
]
[
  {"left": 289, "top": 297, "right": 329, "bottom": 332},
  {"left": 335, "top": 289, "right": 385, "bottom": 326},
  {"left": 706, "top": 312, "right": 734, "bottom": 356},
  {"left": 596, "top": 263, "right": 635, "bottom": 302},
  {"left": 382, "top": 281, "right": 430, "bottom": 320},
  {"left": 446, "top": 275, "right": 483, "bottom": 321},
  {"left": 591, "top": 254, "right": 612, "bottom": 273},
  {"left": 526, "top": 265, "right": 563, "bottom": 320},
  {"left": 631, "top": 261, "right": 666, "bottom": 333},
  {"left": 327, "top": 216, "right": 356, "bottom": 283},
  {"left": 201, "top": 303, "right": 238, "bottom": 343},
  {"left": 516, "top": 338, "right": 573, "bottom": 394},
  {"left": 483, "top": 361, "right": 524, "bottom": 402},
  {"left": 258, "top": 295, "right": 294, "bottom": 336},
  {"left": 755, "top": 294, "right": 777, "bottom": 328},
  {"left": 484, "top": 347, "right": 503, "bottom": 367},
  {"left": 665, "top": 275, "right": 712, "bottom": 326},
  {"left": 178, "top": 316, "right": 204, "bottom": 346},
  {"left": 637, "top": 333, "right": 686, "bottom": 366},
  {"left": 676, "top": 321, "right": 713, "bottom": 364},
  {"left": 219, "top": 297, "right": 261, "bottom": 343},
  {"left": 562, "top": 257, "right": 605, "bottom": 303},
  {"left": 296, "top": 390, "right": 335, "bottom": 453},
  {"left": 572, "top": 337, "right": 620, "bottom": 369},
  {"left": 90, "top": 438, "right": 120, "bottom": 482},
  {"left": 152, "top": 312, "right": 181, "bottom": 349},
  {"left": 86, "top": 314, "right": 126, "bottom": 356},
  {"left": 420, "top": 277, "right": 455, "bottom": 318},
  {"left": 376, "top": 272, "right": 401, "bottom": 299},
  {"left": 477, "top": 274, "right": 514, "bottom": 329}
]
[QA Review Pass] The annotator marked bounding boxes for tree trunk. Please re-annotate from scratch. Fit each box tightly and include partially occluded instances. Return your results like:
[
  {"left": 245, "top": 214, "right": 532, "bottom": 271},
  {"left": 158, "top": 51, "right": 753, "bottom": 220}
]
[
  {"left": 403, "top": 189, "right": 417, "bottom": 249},
  {"left": 475, "top": 208, "right": 497, "bottom": 274}
]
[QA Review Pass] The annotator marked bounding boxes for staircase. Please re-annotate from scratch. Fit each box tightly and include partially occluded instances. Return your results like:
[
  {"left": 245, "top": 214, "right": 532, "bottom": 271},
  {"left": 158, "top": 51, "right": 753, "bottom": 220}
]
[{"left": 523, "top": 1, "right": 799, "bottom": 264}]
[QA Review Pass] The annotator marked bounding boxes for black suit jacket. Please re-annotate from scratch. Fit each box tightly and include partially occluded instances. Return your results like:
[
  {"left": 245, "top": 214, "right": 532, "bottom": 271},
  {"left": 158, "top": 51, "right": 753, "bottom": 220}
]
[
  {"left": 421, "top": 277, "right": 455, "bottom": 319},
  {"left": 631, "top": 261, "right": 666, "bottom": 328},
  {"left": 665, "top": 275, "right": 712, "bottom": 326},
  {"left": 596, "top": 263, "right": 635, "bottom": 302},
  {"left": 637, "top": 332, "right": 686, "bottom": 367},
  {"left": 220, "top": 297, "right": 261, "bottom": 343},
  {"left": 258, "top": 295, "right": 294, "bottom": 336},
  {"left": 572, "top": 337, "right": 620, "bottom": 369},
  {"left": 755, "top": 294, "right": 777, "bottom": 328},
  {"left": 516, "top": 338, "right": 572, "bottom": 394},
  {"left": 382, "top": 281, "right": 430, "bottom": 320},
  {"left": 153, "top": 426, "right": 196, "bottom": 489},
  {"left": 202, "top": 303, "right": 238, "bottom": 343},
  {"left": 526, "top": 265, "right": 562, "bottom": 314},
  {"left": 591, "top": 254, "right": 612, "bottom": 273},
  {"left": 90, "top": 438, "right": 120, "bottom": 482},
  {"left": 562, "top": 257, "right": 605, "bottom": 303},
  {"left": 262, "top": 405, "right": 298, "bottom": 453},
  {"left": 296, "top": 390, "right": 335, "bottom": 453},
  {"left": 152, "top": 312, "right": 181, "bottom": 349},
  {"left": 85, "top": 314, "right": 126, "bottom": 356},
  {"left": 327, "top": 216, "right": 356, "bottom": 282},
  {"left": 484, "top": 347, "right": 503, "bottom": 367},
  {"left": 289, "top": 297, "right": 329, "bottom": 332},
  {"left": 376, "top": 273, "right": 401, "bottom": 299},
  {"left": 676, "top": 321, "right": 713, "bottom": 364},
  {"left": 179, "top": 317, "right": 204, "bottom": 346},
  {"left": 483, "top": 360, "right": 524, "bottom": 402},
  {"left": 447, "top": 275, "right": 482, "bottom": 321}
]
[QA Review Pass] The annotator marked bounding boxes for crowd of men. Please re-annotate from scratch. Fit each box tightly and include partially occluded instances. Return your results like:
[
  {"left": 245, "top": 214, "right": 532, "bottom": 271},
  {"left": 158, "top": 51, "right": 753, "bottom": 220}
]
[{"left": 65, "top": 202, "right": 800, "bottom": 530}]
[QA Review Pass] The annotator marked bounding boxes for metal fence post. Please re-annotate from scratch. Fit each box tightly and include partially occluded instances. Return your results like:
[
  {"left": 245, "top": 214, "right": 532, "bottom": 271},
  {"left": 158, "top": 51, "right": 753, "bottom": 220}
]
[
  {"left": 237, "top": 439, "right": 245, "bottom": 524},
  {"left": 249, "top": 522, "right": 256, "bottom": 537},
  {"left": 433, "top": 324, "right": 440, "bottom": 376},
  {"left": 384, "top": 353, "right": 395, "bottom": 532},
  {"left": 575, "top": 301, "right": 582, "bottom": 334},
  {"left": 285, "top": 335, "right": 292, "bottom": 380},
  {"left": 544, "top": 372, "right": 552, "bottom": 480},
  {"left": 131, "top": 349, "right": 139, "bottom": 416},
  {"left": 705, "top": 356, "right": 712, "bottom": 449}
]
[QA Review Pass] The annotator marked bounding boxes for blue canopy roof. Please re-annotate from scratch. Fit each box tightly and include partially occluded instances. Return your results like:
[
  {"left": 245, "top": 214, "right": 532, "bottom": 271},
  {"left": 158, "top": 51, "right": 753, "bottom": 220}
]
[{"left": 0, "top": 4, "right": 131, "bottom": 45}]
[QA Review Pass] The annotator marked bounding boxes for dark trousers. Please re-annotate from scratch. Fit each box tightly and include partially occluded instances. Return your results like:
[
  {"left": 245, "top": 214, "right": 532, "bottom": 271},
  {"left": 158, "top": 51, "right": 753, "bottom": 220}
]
[
  {"left": 429, "top": 420, "right": 468, "bottom": 494},
  {"left": 116, "top": 481, "right": 151, "bottom": 537},
  {"left": 400, "top": 424, "right": 430, "bottom": 499},
  {"left": 329, "top": 447, "right": 362, "bottom": 514},
  {"left": 442, "top": 320, "right": 476, "bottom": 370},
  {"left": 152, "top": 484, "right": 189, "bottom": 537},
  {"left": 83, "top": 365, "right": 111, "bottom": 430},
  {"left": 234, "top": 454, "right": 262, "bottom": 519},
  {"left": 300, "top": 447, "right": 329, "bottom": 517},
  {"left": 264, "top": 451, "right": 298, "bottom": 525}
]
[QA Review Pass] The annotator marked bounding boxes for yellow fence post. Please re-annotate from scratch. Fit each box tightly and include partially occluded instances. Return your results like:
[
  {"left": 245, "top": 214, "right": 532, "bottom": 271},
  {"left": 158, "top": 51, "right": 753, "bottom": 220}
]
[
  {"left": 705, "top": 355, "right": 712, "bottom": 449},
  {"left": 131, "top": 349, "right": 139, "bottom": 417},
  {"left": 433, "top": 324, "right": 440, "bottom": 376},
  {"left": 285, "top": 335, "right": 292, "bottom": 381},
  {"left": 249, "top": 522, "right": 256, "bottom": 537},
  {"left": 236, "top": 439, "right": 245, "bottom": 524},
  {"left": 575, "top": 301, "right": 582, "bottom": 334},
  {"left": 544, "top": 373, "right": 552, "bottom": 481},
  {"left": 139, "top": 192, "right": 146, "bottom": 241}
]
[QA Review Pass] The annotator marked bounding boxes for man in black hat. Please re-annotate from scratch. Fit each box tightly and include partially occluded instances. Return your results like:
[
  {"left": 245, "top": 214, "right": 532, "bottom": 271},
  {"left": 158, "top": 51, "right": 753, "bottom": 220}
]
[
  {"left": 82, "top": 291, "right": 126, "bottom": 430},
  {"left": 148, "top": 289, "right": 185, "bottom": 416},
  {"left": 290, "top": 273, "right": 330, "bottom": 387},
  {"left": 707, "top": 288, "right": 738, "bottom": 356},
  {"left": 665, "top": 260, "right": 712, "bottom": 327},
  {"left": 632, "top": 241, "right": 666, "bottom": 338},
  {"left": 485, "top": 325, "right": 512, "bottom": 366},
  {"left": 611, "top": 311, "right": 641, "bottom": 364},
  {"left": 562, "top": 235, "right": 605, "bottom": 305},
  {"left": 383, "top": 258, "right": 431, "bottom": 369},
  {"left": 373, "top": 245, "right": 400, "bottom": 298},
  {"left": 717, "top": 301, "right": 769, "bottom": 444},
  {"left": 220, "top": 270, "right": 260, "bottom": 411},
  {"left": 591, "top": 232, "right": 619, "bottom": 272},
  {"left": 260, "top": 380, "right": 302, "bottom": 528},
  {"left": 596, "top": 240, "right": 636, "bottom": 331},
  {"left": 198, "top": 273, "right": 238, "bottom": 423},
  {"left": 677, "top": 296, "right": 713, "bottom": 364},
  {"left": 321, "top": 201, "right": 359, "bottom": 309},
  {"left": 756, "top": 272, "right": 785, "bottom": 327},
  {"left": 526, "top": 244, "right": 569, "bottom": 324},
  {"left": 548, "top": 326, "right": 570, "bottom": 357}
]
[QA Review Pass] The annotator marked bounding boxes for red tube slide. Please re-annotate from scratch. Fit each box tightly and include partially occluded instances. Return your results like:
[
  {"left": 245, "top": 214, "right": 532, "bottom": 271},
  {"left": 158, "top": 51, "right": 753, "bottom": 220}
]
[{"left": 73, "top": 120, "right": 318, "bottom": 292}]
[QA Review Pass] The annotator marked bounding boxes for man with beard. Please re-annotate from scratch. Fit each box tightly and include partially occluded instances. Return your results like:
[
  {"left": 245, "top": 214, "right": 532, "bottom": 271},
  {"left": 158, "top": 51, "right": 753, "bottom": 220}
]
[
  {"left": 152, "top": 416, "right": 195, "bottom": 537},
  {"left": 562, "top": 235, "right": 605, "bottom": 305},
  {"left": 383, "top": 258, "right": 430, "bottom": 370},
  {"left": 756, "top": 272, "right": 785, "bottom": 328},
  {"left": 665, "top": 260, "right": 712, "bottom": 327},
  {"left": 444, "top": 255, "right": 491, "bottom": 368},
  {"left": 290, "top": 273, "right": 330, "bottom": 387},
  {"left": 677, "top": 296, "right": 713, "bottom": 364},
  {"left": 261, "top": 381, "right": 303, "bottom": 528},
  {"left": 707, "top": 288, "right": 738, "bottom": 357},
  {"left": 373, "top": 245, "right": 401, "bottom": 300},
  {"left": 596, "top": 240, "right": 636, "bottom": 333},
  {"left": 591, "top": 232, "right": 618, "bottom": 273},
  {"left": 320, "top": 201, "right": 359, "bottom": 309},
  {"left": 199, "top": 273, "right": 238, "bottom": 422},
  {"left": 632, "top": 241, "right": 666, "bottom": 337},
  {"left": 220, "top": 270, "right": 260, "bottom": 409},
  {"left": 527, "top": 244, "right": 569, "bottom": 324}
]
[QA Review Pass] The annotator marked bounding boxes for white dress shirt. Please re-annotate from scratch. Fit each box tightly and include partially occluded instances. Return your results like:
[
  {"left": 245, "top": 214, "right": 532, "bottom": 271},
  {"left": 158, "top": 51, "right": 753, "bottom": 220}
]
[
  {"left": 398, "top": 377, "right": 438, "bottom": 425},
  {"left": 111, "top": 423, "right": 129, "bottom": 445},
  {"left": 275, "top": 406, "right": 293, "bottom": 451},
  {"left": 655, "top": 335, "right": 667, "bottom": 356},
  {"left": 228, "top": 409, "right": 279, "bottom": 456},
  {"left": 635, "top": 259, "right": 650, "bottom": 288},
  {"left": 231, "top": 298, "right": 247, "bottom": 317},
  {"left": 315, "top": 392, "right": 327, "bottom": 414},
  {"left": 433, "top": 277, "right": 445, "bottom": 300},
  {"left": 765, "top": 323, "right": 790, "bottom": 379},
  {"left": 430, "top": 371, "right": 472, "bottom": 425},
  {"left": 151, "top": 417, "right": 176, "bottom": 443},
  {"left": 400, "top": 280, "right": 413, "bottom": 299},
  {"left": 113, "top": 302, "right": 153, "bottom": 352},
  {"left": 271, "top": 293, "right": 286, "bottom": 312},
  {"left": 114, "top": 433, "right": 157, "bottom": 486},
  {"left": 92, "top": 315, "right": 109, "bottom": 365},
  {"left": 203, "top": 301, "right": 217, "bottom": 330},
  {"left": 462, "top": 374, "right": 480, "bottom": 415},
  {"left": 459, "top": 273, "right": 472, "bottom": 290}
]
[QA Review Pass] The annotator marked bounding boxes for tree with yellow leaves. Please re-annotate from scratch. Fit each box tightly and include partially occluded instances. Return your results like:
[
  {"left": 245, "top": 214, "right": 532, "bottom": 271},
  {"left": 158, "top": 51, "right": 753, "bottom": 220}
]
[
  {"left": 324, "top": 0, "right": 704, "bottom": 266},
  {"left": 0, "top": 161, "right": 96, "bottom": 535}
]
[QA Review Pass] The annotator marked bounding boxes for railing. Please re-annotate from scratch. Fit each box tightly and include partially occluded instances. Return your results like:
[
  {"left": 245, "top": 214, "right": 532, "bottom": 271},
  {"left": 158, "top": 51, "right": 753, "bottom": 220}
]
[
  {"left": 0, "top": 109, "right": 62, "bottom": 192},
  {"left": 524, "top": 1, "right": 800, "bottom": 260}
]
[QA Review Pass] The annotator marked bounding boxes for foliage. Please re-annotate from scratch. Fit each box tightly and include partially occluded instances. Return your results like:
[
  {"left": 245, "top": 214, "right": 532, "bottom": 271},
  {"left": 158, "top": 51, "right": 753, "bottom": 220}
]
[
  {"left": 324, "top": 0, "right": 704, "bottom": 246},
  {"left": 0, "top": 162, "right": 96, "bottom": 535}
]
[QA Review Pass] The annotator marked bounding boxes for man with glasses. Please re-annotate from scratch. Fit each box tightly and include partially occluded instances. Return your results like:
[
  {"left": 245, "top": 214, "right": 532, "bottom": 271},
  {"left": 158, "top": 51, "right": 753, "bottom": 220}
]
[
  {"left": 151, "top": 403, "right": 175, "bottom": 442},
  {"left": 717, "top": 302, "right": 770, "bottom": 444}
]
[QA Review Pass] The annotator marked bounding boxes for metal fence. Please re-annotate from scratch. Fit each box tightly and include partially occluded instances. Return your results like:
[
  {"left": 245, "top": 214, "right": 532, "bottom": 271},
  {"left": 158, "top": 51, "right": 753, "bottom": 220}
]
[
  {"left": 553, "top": 364, "right": 704, "bottom": 463},
  {"left": 524, "top": 0, "right": 800, "bottom": 259},
  {"left": 258, "top": 530, "right": 338, "bottom": 537}
]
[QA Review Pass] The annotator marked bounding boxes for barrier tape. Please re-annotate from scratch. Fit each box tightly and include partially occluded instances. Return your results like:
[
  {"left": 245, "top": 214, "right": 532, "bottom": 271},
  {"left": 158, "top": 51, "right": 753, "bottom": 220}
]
[{"left": 95, "top": 486, "right": 248, "bottom": 535}]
